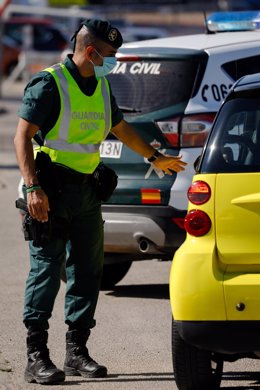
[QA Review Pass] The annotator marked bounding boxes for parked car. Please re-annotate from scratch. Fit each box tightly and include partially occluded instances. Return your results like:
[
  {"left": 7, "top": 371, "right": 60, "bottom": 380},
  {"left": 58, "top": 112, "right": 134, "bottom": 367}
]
[
  {"left": 170, "top": 71, "right": 260, "bottom": 390},
  {"left": 108, "top": 19, "right": 169, "bottom": 42},
  {"left": 100, "top": 11, "right": 260, "bottom": 288},
  {"left": 1, "top": 16, "right": 68, "bottom": 75},
  {"left": 218, "top": 0, "right": 260, "bottom": 10}
]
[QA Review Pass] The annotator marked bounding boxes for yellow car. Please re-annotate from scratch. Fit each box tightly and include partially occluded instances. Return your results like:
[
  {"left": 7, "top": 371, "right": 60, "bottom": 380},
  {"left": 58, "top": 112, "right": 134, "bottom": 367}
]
[{"left": 170, "top": 71, "right": 260, "bottom": 390}]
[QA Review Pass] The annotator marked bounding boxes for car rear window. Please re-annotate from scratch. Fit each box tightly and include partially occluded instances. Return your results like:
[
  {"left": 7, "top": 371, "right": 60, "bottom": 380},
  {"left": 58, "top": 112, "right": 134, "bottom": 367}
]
[
  {"left": 222, "top": 55, "right": 260, "bottom": 81},
  {"left": 201, "top": 92, "right": 260, "bottom": 173},
  {"left": 107, "top": 58, "right": 205, "bottom": 116}
]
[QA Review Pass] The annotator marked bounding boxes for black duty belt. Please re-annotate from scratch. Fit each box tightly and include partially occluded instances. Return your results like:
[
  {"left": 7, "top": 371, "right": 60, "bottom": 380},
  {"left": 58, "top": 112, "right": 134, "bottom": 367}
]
[{"left": 53, "top": 163, "right": 92, "bottom": 185}]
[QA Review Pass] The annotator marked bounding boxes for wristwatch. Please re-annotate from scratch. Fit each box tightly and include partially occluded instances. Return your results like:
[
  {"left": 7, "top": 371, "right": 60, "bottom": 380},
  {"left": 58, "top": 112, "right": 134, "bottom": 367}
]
[{"left": 147, "top": 149, "right": 162, "bottom": 162}]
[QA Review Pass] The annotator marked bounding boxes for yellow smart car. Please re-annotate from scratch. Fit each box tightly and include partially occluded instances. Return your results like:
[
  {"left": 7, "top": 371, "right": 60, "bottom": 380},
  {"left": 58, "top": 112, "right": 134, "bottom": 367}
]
[{"left": 170, "top": 71, "right": 260, "bottom": 390}]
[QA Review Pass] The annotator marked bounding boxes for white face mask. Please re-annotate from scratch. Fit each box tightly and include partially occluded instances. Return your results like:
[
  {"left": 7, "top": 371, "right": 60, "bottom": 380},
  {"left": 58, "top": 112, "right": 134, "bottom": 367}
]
[{"left": 91, "top": 49, "right": 117, "bottom": 78}]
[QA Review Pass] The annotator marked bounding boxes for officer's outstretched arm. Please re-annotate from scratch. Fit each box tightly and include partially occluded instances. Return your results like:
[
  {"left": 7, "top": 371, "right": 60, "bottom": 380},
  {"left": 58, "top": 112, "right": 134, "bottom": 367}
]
[{"left": 111, "top": 119, "right": 187, "bottom": 174}]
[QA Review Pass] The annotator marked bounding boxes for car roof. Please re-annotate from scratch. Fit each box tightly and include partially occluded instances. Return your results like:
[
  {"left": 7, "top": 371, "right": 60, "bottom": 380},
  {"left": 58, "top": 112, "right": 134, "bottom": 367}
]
[
  {"left": 123, "top": 31, "right": 260, "bottom": 51},
  {"left": 234, "top": 72, "right": 260, "bottom": 90}
]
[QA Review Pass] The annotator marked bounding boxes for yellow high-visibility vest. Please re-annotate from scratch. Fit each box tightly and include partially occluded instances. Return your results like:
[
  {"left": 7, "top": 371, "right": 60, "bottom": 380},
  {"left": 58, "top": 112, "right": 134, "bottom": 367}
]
[{"left": 37, "top": 63, "right": 111, "bottom": 173}]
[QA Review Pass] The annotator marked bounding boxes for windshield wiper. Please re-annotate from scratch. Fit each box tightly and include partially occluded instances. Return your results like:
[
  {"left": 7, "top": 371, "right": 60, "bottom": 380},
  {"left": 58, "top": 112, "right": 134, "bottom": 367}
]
[{"left": 119, "top": 106, "right": 142, "bottom": 113}]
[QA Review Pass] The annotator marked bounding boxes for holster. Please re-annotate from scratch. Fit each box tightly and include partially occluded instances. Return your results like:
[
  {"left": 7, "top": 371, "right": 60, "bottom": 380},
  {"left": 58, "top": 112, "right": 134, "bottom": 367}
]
[
  {"left": 15, "top": 152, "right": 64, "bottom": 246},
  {"left": 15, "top": 198, "right": 69, "bottom": 246},
  {"left": 15, "top": 198, "right": 52, "bottom": 246},
  {"left": 92, "top": 162, "right": 118, "bottom": 202},
  {"left": 23, "top": 213, "right": 52, "bottom": 245}
]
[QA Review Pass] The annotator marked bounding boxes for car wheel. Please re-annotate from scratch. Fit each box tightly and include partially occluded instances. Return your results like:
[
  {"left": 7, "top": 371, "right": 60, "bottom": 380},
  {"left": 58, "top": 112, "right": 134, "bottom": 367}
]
[
  {"left": 60, "top": 260, "right": 132, "bottom": 290},
  {"left": 171, "top": 319, "right": 223, "bottom": 390},
  {"left": 100, "top": 261, "right": 132, "bottom": 290}
]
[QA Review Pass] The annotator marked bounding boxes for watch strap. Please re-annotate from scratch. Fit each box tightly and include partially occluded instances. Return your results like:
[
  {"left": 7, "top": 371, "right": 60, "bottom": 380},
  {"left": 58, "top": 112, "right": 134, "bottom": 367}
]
[{"left": 147, "top": 149, "right": 161, "bottom": 162}]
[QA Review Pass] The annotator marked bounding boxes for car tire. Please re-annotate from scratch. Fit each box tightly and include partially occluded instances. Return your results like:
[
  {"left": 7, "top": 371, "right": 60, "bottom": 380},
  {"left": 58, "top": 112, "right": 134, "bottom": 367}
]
[
  {"left": 100, "top": 261, "right": 132, "bottom": 290},
  {"left": 60, "top": 260, "right": 132, "bottom": 290},
  {"left": 171, "top": 319, "right": 223, "bottom": 390}
]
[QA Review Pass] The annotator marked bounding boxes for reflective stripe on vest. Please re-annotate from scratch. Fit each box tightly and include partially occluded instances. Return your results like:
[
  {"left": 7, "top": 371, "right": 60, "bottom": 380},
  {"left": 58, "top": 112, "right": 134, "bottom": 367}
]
[{"left": 44, "top": 63, "right": 111, "bottom": 153}]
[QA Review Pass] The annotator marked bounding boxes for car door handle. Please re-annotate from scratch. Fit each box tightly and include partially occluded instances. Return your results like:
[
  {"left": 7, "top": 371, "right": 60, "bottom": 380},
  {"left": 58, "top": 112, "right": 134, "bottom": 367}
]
[{"left": 231, "top": 193, "right": 260, "bottom": 205}]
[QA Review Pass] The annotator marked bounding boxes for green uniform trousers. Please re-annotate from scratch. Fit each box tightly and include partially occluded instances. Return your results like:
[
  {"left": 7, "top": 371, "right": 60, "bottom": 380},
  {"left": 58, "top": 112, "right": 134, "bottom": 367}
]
[{"left": 23, "top": 178, "right": 104, "bottom": 331}]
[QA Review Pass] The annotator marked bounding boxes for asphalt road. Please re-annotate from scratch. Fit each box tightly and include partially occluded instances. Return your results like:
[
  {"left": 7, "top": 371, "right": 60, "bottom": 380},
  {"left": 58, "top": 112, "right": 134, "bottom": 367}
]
[
  {"left": 1, "top": 83, "right": 260, "bottom": 390},
  {"left": 0, "top": 162, "right": 174, "bottom": 390}
]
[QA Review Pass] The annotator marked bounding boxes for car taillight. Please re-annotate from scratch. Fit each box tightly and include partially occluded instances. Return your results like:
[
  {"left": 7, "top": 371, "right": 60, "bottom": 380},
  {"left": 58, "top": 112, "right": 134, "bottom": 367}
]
[
  {"left": 188, "top": 181, "right": 211, "bottom": 205},
  {"left": 156, "top": 118, "right": 179, "bottom": 147},
  {"left": 184, "top": 210, "right": 211, "bottom": 236},
  {"left": 156, "top": 113, "right": 215, "bottom": 148},
  {"left": 181, "top": 114, "right": 215, "bottom": 147}
]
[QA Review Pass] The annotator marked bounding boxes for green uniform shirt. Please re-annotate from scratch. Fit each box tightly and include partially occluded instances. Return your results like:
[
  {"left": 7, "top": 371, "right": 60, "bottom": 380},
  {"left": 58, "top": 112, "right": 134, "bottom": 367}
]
[{"left": 19, "top": 55, "right": 123, "bottom": 144}]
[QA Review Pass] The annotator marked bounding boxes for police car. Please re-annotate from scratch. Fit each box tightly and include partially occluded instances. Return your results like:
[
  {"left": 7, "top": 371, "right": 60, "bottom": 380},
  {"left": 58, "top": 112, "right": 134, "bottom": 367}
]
[{"left": 100, "top": 11, "right": 260, "bottom": 289}]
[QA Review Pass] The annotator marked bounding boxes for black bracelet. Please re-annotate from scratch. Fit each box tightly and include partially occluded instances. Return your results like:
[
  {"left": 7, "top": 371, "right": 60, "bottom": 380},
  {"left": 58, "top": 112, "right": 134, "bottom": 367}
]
[{"left": 147, "top": 149, "right": 161, "bottom": 163}]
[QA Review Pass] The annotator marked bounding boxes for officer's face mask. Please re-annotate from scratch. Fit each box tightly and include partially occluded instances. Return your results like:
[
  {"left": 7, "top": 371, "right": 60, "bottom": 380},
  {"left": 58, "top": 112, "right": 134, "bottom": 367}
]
[{"left": 91, "top": 48, "right": 117, "bottom": 78}]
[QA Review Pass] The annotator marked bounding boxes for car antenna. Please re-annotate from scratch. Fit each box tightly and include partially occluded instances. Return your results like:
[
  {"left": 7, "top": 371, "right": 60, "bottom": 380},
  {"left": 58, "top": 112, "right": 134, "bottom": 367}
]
[{"left": 204, "top": 11, "right": 215, "bottom": 34}]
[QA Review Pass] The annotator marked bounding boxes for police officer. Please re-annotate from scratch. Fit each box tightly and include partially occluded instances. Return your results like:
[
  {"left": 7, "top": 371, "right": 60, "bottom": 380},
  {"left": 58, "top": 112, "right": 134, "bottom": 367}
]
[{"left": 14, "top": 19, "right": 187, "bottom": 385}]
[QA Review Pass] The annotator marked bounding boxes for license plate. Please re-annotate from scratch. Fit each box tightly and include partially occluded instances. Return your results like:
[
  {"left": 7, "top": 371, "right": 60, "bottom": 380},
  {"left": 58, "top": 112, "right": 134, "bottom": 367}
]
[{"left": 100, "top": 141, "right": 123, "bottom": 158}]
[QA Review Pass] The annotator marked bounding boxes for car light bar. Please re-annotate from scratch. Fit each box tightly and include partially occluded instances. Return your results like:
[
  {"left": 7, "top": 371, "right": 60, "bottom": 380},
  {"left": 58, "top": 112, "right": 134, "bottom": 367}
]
[{"left": 207, "top": 11, "right": 260, "bottom": 32}]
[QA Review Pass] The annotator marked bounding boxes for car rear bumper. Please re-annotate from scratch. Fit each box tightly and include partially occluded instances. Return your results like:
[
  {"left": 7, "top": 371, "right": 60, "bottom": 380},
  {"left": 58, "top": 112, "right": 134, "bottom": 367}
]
[
  {"left": 102, "top": 204, "right": 186, "bottom": 258},
  {"left": 176, "top": 320, "right": 260, "bottom": 354}
]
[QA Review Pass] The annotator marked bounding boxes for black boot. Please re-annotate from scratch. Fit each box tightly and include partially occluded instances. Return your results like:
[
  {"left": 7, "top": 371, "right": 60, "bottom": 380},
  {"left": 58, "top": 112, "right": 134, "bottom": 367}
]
[
  {"left": 25, "top": 330, "right": 65, "bottom": 384},
  {"left": 64, "top": 329, "right": 107, "bottom": 378}
]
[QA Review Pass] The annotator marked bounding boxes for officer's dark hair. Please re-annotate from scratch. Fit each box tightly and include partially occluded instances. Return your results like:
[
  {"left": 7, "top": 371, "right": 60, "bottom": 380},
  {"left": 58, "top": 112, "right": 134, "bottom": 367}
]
[{"left": 73, "top": 26, "right": 92, "bottom": 51}]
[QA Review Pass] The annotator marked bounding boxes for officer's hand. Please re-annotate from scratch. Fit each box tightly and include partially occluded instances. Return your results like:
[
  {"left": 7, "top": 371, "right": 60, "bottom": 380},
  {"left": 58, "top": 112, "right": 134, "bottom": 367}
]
[
  {"left": 152, "top": 154, "right": 187, "bottom": 175},
  {"left": 27, "top": 189, "right": 50, "bottom": 222}
]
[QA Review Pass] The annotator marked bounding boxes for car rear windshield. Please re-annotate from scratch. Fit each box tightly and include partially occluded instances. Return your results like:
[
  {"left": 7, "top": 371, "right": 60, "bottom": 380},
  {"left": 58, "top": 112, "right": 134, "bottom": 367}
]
[
  {"left": 201, "top": 92, "right": 260, "bottom": 173},
  {"left": 107, "top": 58, "right": 205, "bottom": 116},
  {"left": 222, "top": 55, "right": 260, "bottom": 81}
]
